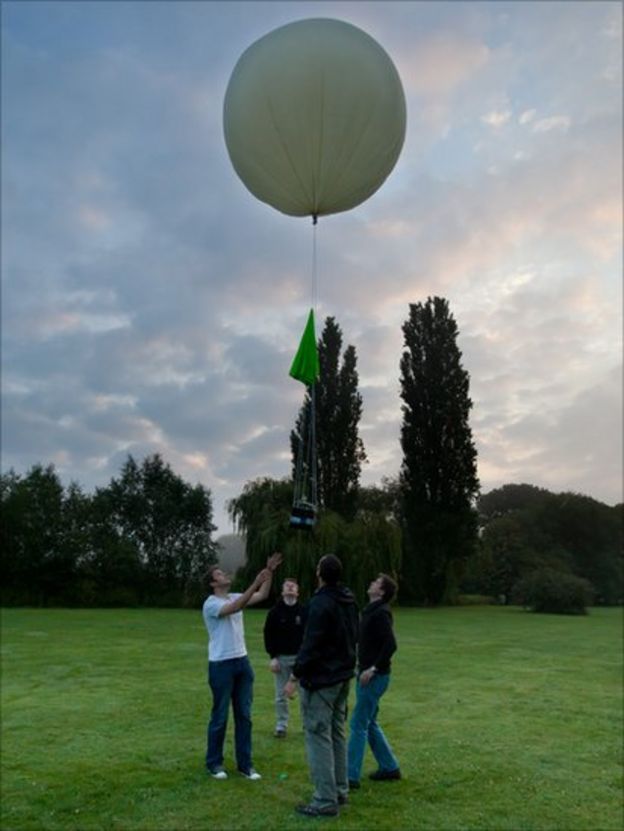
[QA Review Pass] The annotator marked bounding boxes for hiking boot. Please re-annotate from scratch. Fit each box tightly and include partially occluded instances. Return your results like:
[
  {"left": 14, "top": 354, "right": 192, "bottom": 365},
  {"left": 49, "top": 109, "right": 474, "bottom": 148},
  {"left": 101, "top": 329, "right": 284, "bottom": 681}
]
[{"left": 369, "top": 768, "right": 401, "bottom": 781}]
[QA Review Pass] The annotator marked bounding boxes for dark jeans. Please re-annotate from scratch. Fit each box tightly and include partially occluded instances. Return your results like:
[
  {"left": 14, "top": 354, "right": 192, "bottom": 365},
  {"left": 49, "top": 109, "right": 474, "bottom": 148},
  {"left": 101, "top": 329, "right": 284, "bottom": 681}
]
[{"left": 206, "top": 656, "right": 254, "bottom": 772}]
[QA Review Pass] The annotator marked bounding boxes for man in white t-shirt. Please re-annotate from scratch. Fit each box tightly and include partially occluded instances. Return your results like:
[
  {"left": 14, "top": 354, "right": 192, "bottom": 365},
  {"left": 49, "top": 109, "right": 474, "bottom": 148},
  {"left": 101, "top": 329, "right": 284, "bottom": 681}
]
[{"left": 202, "top": 551, "right": 282, "bottom": 780}]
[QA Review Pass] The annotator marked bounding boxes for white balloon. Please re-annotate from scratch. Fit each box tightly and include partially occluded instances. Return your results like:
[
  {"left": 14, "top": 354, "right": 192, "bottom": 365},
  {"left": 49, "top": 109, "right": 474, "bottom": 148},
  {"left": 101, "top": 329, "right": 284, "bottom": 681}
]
[{"left": 223, "top": 18, "right": 406, "bottom": 219}]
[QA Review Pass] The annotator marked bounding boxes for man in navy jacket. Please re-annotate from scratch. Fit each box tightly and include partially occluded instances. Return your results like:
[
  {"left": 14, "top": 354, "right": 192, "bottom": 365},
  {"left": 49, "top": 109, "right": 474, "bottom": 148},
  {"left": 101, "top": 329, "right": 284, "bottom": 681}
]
[{"left": 347, "top": 573, "right": 401, "bottom": 788}]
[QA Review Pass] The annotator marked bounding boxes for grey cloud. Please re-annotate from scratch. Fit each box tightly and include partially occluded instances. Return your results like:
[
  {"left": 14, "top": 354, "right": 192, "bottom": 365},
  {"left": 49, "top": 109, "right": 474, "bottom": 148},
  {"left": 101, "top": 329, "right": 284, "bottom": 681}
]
[
  {"left": 215, "top": 424, "right": 292, "bottom": 483},
  {"left": 2, "top": 1, "right": 621, "bottom": 531},
  {"left": 478, "top": 366, "right": 622, "bottom": 505}
]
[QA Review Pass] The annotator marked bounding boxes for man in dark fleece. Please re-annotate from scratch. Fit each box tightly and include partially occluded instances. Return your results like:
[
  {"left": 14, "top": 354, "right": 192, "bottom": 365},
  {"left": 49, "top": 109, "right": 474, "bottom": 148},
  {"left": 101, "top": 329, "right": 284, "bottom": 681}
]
[
  {"left": 263, "top": 577, "right": 307, "bottom": 738},
  {"left": 284, "top": 554, "right": 359, "bottom": 818},
  {"left": 347, "top": 573, "right": 401, "bottom": 788}
]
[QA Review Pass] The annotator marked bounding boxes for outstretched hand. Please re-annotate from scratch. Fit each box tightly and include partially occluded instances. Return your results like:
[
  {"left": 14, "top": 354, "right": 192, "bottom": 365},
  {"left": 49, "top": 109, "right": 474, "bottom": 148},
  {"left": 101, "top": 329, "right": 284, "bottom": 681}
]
[
  {"left": 266, "top": 551, "right": 283, "bottom": 572},
  {"left": 255, "top": 568, "right": 272, "bottom": 587}
]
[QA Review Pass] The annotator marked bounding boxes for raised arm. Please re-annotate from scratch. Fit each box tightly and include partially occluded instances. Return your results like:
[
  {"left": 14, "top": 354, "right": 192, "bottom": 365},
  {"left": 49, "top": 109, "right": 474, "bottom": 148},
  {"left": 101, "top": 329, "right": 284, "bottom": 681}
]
[
  {"left": 248, "top": 551, "right": 283, "bottom": 606},
  {"left": 218, "top": 569, "right": 270, "bottom": 617}
]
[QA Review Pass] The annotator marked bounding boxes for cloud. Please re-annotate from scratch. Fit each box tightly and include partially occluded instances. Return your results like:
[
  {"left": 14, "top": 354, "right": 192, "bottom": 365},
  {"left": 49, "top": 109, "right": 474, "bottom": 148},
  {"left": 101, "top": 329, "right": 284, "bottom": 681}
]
[
  {"left": 531, "top": 115, "right": 571, "bottom": 133},
  {"left": 2, "top": 1, "right": 621, "bottom": 534},
  {"left": 481, "top": 109, "right": 512, "bottom": 128},
  {"left": 398, "top": 31, "right": 490, "bottom": 97},
  {"left": 519, "top": 109, "right": 536, "bottom": 125},
  {"left": 478, "top": 364, "right": 622, "bottom": 505}
]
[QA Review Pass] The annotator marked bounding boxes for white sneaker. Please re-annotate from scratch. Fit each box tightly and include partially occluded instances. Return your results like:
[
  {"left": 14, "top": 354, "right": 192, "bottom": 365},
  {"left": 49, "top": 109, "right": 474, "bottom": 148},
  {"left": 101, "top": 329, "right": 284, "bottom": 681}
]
[
  {"left": 239, "top": 767, "right": 262, "bottom": 780},
  {"left": 209, "top": 767, "right": 228, "bottom": 780}
]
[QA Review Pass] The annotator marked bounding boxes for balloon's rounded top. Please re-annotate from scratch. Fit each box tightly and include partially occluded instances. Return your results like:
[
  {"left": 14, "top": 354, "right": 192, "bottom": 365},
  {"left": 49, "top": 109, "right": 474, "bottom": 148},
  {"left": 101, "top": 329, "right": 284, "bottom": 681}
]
[{"left": 223, "top": 17, "right": 406, "bottom": 219}]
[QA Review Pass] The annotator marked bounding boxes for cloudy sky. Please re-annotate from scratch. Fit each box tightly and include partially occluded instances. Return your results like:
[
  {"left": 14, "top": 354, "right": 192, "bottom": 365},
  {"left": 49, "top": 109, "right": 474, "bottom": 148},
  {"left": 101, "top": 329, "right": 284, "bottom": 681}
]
[{"left": 2, "top": 1, "right": 622, "bottom": 533}]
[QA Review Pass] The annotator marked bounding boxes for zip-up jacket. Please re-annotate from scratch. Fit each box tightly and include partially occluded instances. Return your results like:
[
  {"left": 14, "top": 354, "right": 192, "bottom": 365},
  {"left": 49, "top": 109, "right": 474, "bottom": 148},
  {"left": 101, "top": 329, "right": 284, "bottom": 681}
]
[
  {"left": 263, "top": 600, "right": 307, "bottom": 657},
  {"left": 293, "top": 584, "right": 359, "bottom": 690},
  {"left": 358, "top": 599, "right": 397, "bottom": 675}
]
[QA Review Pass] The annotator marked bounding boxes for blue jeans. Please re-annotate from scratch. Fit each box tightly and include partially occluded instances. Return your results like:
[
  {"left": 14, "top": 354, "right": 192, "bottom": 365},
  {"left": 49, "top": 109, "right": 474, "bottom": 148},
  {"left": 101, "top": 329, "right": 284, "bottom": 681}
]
[
  {"left": 206, "top": 656, "right": 254, "bottom": 772},
  {"left": 347, "top": 673, "right": 399, "bottom": 782}
]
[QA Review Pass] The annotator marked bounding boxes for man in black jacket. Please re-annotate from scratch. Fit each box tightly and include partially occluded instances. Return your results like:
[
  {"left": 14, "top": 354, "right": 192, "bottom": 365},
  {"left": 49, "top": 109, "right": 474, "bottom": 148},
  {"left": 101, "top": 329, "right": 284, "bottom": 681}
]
[
  {"left": 347, "top": 573, "right": 401, "bottom": 788},
  {"left": 263, "top": 577, "right": 306, "bottom": 738},
  {"left": 284, "top": 555, "right": 359, "bottom": 818}
]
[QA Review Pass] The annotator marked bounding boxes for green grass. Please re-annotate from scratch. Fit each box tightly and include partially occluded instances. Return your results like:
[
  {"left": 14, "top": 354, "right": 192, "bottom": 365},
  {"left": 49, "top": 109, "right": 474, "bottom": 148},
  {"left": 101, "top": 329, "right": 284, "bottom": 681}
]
[{"left": 1, "top": 606, "right": 622, "bottom": 830}]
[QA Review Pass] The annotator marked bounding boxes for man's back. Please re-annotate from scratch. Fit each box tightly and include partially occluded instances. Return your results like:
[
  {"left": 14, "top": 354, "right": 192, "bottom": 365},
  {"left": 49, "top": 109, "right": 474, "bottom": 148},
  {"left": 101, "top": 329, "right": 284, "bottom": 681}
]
[{"left": 294, "top": 584, "right": 358, "bottom": 689}]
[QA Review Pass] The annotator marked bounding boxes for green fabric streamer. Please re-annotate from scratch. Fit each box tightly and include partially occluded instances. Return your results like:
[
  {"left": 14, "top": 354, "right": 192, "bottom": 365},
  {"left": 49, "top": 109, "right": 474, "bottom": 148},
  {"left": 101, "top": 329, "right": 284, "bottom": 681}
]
[{"left": 289, "top": 308, "right": 320, "bottom": 385}]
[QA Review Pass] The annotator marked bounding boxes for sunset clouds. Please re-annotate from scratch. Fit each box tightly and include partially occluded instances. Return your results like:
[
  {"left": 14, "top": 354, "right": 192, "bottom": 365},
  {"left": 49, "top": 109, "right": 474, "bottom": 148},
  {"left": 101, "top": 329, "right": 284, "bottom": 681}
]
[{"left": 2, "top": 1, "right": 621, "bottom": 530}]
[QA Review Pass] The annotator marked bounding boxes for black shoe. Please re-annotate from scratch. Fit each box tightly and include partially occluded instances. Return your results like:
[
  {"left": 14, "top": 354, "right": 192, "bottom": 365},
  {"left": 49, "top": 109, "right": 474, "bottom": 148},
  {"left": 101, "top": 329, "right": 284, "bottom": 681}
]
[
  {"left": 274, "top": 728, "right": 287, "bottom": 738},
  {"left": 337, "top": 794, "right": 348, "bottom": 806},
  {"left": 295, "top": 803, "right": 339, "bottom": 817},
  {"left": 348, "top": 779, "right": 360, "bottom": 790},
  {"left": 369, "top": 768, "right": 401, "bottom": 781}
]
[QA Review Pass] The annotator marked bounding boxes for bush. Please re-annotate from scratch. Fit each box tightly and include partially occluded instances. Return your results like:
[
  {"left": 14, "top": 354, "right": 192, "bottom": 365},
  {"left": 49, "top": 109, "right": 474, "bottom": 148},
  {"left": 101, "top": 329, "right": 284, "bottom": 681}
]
[
  {"left": 512, "top": 568, "right": 594, "bottom": 615},
  {"left": 457, "top": 594, "right": 497, "bottom": 606}
]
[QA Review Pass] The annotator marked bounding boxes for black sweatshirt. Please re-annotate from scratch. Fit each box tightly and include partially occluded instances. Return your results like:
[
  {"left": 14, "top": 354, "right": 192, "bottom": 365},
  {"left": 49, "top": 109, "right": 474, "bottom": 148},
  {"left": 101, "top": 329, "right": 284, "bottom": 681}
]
[
  {"left": 293, "top": 584, "right": 359, "bottom": 690},
  {"left": 263, "top": 599, "right": 307, "bottom": 657},
  {"left": 358, "top": 599, "right": 397, "bottom": 675}
]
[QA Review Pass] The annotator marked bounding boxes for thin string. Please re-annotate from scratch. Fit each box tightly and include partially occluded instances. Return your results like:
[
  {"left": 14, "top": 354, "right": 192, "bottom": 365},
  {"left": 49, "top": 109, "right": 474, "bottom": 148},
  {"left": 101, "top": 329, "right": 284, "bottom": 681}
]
[
  {"left": 310, "top": 214, "right": 318, "bottom": 509},
  {"left": 311, "top": 215, "right": 318, "bottom": 314}
]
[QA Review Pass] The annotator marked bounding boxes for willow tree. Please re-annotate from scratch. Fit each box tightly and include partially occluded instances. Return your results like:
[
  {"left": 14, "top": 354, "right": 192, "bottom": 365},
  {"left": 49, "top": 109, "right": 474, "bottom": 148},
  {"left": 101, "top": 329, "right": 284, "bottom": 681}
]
[{"left": 228, "top": 478, "right": 401, "bottom": 606}]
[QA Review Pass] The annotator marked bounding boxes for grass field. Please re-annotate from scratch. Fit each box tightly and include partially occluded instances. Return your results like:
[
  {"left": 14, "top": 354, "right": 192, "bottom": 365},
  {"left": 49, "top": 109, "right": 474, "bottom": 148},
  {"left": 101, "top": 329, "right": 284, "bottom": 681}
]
[{"left": 1, "top": 605, "right": 622, "bottom": 831}]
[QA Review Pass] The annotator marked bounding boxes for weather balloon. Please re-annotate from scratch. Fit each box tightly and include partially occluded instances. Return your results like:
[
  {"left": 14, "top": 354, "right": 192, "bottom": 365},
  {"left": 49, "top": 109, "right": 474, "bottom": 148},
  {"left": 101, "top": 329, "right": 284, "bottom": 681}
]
[{"left": 223, "top": 17, "right": 406, "bottom": 219}]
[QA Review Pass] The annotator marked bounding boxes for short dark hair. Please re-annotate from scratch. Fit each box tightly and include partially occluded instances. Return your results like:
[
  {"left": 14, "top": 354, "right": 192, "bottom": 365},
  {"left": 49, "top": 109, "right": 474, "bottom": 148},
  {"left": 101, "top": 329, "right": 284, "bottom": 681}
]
[
  {"left": 204, "top": 564, "right": 221, "bottom": 593},
  {"left": 318, "top": 554, "right": 342, "bottom": 586},
  {"left": 378, "top": 573, "right": 398, "bottom": 603},
  {"left": 282, "top": 577, "right": 298, "bottom": 585}
]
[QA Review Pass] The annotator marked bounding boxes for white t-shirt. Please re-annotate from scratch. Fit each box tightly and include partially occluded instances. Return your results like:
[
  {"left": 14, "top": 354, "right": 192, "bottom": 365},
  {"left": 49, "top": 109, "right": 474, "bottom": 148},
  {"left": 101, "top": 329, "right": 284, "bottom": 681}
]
[{"left": 202, "top": 594, "right": 247, "bottom": 662}]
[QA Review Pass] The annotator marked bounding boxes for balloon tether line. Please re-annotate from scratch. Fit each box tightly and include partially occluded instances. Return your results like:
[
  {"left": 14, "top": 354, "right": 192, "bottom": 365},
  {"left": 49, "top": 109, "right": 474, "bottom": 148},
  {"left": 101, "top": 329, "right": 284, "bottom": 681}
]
[
  {"left": 309, "top": 212, "right": 318, "bottom": 512},
  {"left": 291, "top": 214, "right": 319, "bottom": 525}
]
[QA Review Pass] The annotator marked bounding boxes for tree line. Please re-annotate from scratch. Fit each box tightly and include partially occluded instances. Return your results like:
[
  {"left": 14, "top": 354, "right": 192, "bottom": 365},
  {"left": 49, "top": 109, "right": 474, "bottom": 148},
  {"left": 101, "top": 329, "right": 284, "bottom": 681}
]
[
  {"left": 2, "top": 297, "right": 621, "bottom": 610},
  {"left": 468, "top": 483, "right": 622, "bottom": 606},
  {"left": 230, "top": 298, "right": 621, "bottom": 610},
  {"left": 1, "top": 455, "right": 217, "bottom": 607}
]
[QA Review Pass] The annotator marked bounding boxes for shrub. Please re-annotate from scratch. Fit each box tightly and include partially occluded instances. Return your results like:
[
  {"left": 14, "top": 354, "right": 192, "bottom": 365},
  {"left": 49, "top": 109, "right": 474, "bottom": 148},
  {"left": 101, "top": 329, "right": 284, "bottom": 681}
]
[
  {"left": 457, "top": 594, "right": 497, "bottom": 606},
  {"left": 512, "top": 568, "right": 594, "bottom": 615}
]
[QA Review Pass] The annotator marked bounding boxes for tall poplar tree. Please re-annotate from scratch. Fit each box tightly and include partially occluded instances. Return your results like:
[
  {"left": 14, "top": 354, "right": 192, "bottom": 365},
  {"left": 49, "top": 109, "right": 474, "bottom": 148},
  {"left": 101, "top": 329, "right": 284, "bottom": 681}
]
[
  {"left": 291, "top": 316, "right": 367, "bottom": 520},
  {"left": 399, "top": 297, "right": 479, "bottom": 604}
]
